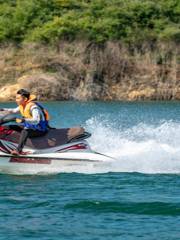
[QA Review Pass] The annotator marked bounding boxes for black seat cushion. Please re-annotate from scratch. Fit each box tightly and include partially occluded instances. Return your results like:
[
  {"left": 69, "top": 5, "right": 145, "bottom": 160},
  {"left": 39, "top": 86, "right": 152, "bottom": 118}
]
[{"left": 3, "top": 128, "right": 69, "bottom": 149}]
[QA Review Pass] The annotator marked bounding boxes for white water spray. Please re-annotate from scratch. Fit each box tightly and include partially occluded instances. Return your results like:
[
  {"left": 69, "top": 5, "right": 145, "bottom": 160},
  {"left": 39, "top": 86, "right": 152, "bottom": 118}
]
[{"left": 85, "top": 117, "right": 180, "bottom": 174}]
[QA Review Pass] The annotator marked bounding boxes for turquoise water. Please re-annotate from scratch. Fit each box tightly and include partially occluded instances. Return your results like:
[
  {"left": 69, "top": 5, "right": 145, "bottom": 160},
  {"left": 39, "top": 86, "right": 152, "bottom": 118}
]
[{"left": 0, "top": 101, "right": 180, "bottom": 239}]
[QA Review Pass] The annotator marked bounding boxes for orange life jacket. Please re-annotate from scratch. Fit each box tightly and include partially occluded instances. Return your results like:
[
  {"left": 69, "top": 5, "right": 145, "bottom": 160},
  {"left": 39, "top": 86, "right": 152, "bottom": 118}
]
[
  {"left": 19, "top": 95, "right": 50, "bottom": 131},
  {"left": 19, "top": 95, "right": 49, "bottom": 121}
]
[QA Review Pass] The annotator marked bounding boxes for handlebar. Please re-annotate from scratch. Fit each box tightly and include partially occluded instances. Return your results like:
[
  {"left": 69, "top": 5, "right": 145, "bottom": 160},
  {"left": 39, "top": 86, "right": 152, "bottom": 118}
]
[{"left": 0, "top": 114, "right": 16, "bottom": 125}]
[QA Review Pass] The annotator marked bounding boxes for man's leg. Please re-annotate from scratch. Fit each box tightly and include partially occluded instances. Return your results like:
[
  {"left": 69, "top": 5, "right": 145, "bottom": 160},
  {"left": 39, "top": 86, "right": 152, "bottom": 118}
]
[
  {"left": 17, "top": 129, "right": 46, "bottom": 153},
  {"left": 5, "top": 125, "right": 23, "bottom": 132},
  {"left": 17, "top": 129, "right": 29, "bottom": 152}
]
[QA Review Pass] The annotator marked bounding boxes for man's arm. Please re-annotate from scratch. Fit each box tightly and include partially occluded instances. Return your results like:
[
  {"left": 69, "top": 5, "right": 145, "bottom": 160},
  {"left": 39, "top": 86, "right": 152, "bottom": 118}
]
[
  {"left": 24, "top": 106, "right": 42, "bottom": 125},
  {"left": 1, "top": 107, "right": 20, "bottom": 114}
]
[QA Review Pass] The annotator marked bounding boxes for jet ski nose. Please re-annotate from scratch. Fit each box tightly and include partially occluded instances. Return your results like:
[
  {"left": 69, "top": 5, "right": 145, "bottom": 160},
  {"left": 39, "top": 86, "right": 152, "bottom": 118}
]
[
  {"left": 67, "top": 127, "right": 84, "bottom": 139},
  {"left": 68, "top": 132, "right": 91, "bottom": 143}
]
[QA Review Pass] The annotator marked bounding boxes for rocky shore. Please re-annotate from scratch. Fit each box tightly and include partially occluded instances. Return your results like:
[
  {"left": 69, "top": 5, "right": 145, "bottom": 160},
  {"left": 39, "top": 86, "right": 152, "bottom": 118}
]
[{"left": 0, "top": 41, "right": 179, "bottom": 101}]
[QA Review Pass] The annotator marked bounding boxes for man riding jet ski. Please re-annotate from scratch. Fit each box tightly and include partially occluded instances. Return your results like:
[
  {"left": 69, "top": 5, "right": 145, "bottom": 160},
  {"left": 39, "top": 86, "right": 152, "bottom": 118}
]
[
  {"left": 0, "top": 89, "right": 84, "bottom": 155},
  {"left": 0, "top": 89, "right": 50, "bottom": 155},
  {"left": 0, "top": 89, "right": 113, "bottom": 175}
]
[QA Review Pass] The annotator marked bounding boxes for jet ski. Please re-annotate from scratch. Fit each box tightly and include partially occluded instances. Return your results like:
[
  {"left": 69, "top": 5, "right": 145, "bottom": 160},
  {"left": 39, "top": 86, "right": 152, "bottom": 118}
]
[{"left": 0, "top": 114, "right": 113, "bottom": 174}]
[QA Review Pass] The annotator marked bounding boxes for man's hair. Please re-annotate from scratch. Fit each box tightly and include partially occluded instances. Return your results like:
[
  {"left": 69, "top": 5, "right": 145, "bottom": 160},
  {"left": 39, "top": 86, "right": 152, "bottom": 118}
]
[{"left": 17, "top": 89, "right": 30, "bottom": 99}]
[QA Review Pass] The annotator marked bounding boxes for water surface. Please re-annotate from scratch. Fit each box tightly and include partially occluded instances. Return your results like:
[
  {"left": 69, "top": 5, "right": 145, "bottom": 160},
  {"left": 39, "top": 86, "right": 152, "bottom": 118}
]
[{"left": 0, "top": 101, "right": 179, "bottom": 239}]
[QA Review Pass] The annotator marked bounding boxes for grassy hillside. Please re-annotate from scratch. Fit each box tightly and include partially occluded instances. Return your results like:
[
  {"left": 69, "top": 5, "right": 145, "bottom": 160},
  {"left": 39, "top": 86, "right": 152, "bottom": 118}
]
[{"left": 0, "top": 0, "right": 179, "bottom": 44}]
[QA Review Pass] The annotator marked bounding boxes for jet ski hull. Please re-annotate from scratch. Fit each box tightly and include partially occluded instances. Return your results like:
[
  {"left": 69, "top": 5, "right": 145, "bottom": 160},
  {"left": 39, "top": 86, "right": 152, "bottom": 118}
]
[
  {"left": 0, "top": 118, "right": 113, "bottom": 175},
  {"left": 0, "top": 151, "right": 113, "bottom": 175}
]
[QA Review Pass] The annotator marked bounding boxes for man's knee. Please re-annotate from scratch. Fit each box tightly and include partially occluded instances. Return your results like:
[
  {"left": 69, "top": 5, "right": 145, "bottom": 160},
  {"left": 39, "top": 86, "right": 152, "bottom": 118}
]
[{"left": 21, "top": 129, "right": 29, "bottom": 136}]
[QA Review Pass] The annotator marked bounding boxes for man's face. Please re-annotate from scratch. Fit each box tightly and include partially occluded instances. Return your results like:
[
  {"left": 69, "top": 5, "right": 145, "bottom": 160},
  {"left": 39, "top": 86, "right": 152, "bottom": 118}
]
[{"left": 15, "top": 94, "right": 27, "bottom": 106}]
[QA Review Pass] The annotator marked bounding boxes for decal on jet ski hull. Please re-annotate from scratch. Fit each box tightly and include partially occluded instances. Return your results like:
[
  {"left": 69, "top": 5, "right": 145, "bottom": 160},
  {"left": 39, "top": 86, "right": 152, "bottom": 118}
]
[{"left": 10, "top": 157, "right": 51, "bottom": 164}]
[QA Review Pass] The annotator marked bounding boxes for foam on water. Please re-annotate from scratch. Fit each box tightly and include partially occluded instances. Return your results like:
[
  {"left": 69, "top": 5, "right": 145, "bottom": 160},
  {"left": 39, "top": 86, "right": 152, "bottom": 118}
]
[{"left": 85, "top": 117, "right": 180, "bottom": 174}]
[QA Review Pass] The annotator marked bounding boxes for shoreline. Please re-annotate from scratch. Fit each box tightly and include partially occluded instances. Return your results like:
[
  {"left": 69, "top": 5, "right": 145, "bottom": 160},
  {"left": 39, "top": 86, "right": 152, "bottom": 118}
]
[
  {"left": 1, "top": 100, "right": 180, "bottom": 103},
  {"left": 0, "top": 41, "right": 179, "bottom": 101}
]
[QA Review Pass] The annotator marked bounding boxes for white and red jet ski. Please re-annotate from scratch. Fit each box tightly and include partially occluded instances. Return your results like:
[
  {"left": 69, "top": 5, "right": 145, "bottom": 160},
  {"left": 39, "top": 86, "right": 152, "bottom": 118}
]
[{"left": 0, "top": 115, "right": 112, "bottom": 174}]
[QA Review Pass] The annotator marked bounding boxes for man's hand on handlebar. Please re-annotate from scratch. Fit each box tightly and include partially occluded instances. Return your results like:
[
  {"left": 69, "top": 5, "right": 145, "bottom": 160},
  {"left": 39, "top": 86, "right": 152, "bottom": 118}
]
[{"left": 16, "top": 118, "right": 25, "bottom": 123}]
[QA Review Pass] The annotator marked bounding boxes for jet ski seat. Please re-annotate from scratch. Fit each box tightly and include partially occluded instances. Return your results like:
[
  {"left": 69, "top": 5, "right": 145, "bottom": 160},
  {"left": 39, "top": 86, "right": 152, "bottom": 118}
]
[{"left": 1, "top": 127, "right": 85, "bottom": 150}]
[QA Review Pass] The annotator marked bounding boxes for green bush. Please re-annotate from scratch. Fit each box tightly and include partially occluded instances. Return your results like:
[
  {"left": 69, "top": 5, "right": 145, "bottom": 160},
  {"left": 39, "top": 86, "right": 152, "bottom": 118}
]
[
  {"left": 0, "top": 0, "right": 179, "bottom": 44},
  {"left": 159, "top": 25, "right": 180, "bottom": 42}
]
